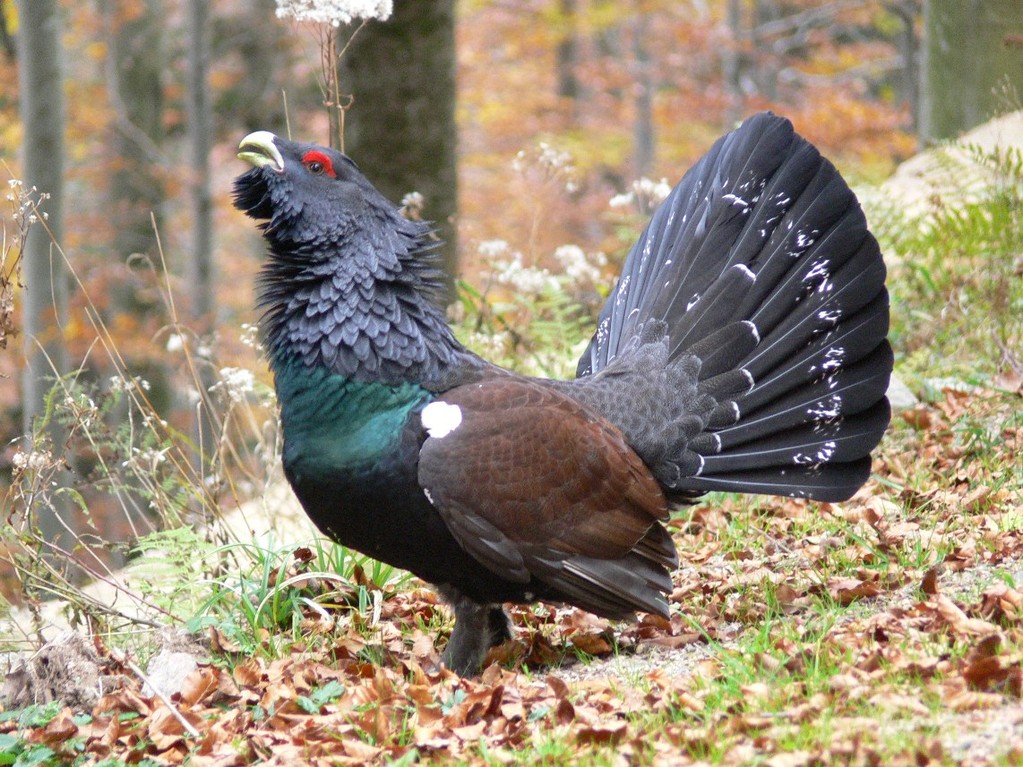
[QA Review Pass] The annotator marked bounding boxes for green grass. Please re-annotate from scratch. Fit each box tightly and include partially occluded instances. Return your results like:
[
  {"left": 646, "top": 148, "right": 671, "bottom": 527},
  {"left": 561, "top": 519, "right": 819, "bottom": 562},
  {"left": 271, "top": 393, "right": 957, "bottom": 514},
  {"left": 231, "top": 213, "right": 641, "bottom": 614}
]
[
  {"left": 873, "top": 144, "right": 1023, "bottom": 383},
  {"left": 186, "top": 535, "right": 414, "bottom": 659}
]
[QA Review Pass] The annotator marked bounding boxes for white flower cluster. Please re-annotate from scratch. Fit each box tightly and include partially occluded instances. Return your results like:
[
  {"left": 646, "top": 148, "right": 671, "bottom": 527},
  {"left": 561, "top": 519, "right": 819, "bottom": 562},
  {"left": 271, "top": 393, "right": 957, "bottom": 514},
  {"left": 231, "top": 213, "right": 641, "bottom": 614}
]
[
  {"left": 464, "top": 329, "right": 512, "bottom": 358},
  {"left": 400, "top": 191, "right": 425, "bottom": 219},
  {"left": 211, "top": 367, "right": 256, "bottom": 403},
  {"left": 109, "top": 375, "right": 151, "bottom": 393},
  {"left": 554, "top": 244, "right": 606, "bottom": 285},
  {"left": 12, "top": 449, "right": 53, "bottom": 473},
  {"left": 275, "top": 0, "right": 392, "bottom": 25},
  {"left": 240, "top": 323, "right": 261, "bottom": 350},
  {"left": 496, "top": 253, "right": 557, "bottom": 295},
  {"left": 63, "top": 392, "right": 99, "bottom": 428},
  {"left": 609, "top": 177, "right": 672, "bottom": 211},
  {"left": 6, "top": 179, "right": 50, "bottom": 227},
  {"left": 121, "top": 446, "right": 169, "bottom": 473},
  {"left": 478, "top": 239, "right": 511, "bottom": 259},
  {"left": 481, "top": 240, "right": 558, "bottom": 295},
  {"left": 536, "top": 142, "right": 574, "bottom": 173},
  {"left": 512, "top": 142, "right": 578, "bottom": 193}
]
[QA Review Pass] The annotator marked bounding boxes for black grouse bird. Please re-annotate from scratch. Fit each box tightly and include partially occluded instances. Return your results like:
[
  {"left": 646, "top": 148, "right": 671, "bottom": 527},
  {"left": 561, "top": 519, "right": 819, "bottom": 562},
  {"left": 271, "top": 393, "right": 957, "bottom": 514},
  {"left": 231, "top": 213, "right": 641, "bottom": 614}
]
[{"left": 234, "top": 113, "right": 892, "bottom": 675}]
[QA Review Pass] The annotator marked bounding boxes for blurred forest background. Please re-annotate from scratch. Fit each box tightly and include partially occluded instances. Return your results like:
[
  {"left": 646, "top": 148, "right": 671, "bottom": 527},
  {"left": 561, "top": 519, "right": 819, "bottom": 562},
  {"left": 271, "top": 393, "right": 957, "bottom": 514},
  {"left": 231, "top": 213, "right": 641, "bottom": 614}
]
[{"left": 1, "top": 0, "right": 1021, "bottom": 573}]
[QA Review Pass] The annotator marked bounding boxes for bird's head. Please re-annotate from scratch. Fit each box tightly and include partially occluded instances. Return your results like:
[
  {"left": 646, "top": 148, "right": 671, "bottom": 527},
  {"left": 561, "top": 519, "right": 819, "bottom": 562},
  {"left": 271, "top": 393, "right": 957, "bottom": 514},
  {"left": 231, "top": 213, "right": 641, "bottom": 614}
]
[{"left": 234, "top": 131, "right": 399, "bottom": 248}]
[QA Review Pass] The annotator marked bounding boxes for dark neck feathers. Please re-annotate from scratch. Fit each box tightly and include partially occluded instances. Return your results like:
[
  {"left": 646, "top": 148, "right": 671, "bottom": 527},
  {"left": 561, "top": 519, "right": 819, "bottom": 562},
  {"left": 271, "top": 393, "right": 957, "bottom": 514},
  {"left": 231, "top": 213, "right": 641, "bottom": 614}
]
[{"left": 257, "top": 206, "right": 469, "bottom": 387}]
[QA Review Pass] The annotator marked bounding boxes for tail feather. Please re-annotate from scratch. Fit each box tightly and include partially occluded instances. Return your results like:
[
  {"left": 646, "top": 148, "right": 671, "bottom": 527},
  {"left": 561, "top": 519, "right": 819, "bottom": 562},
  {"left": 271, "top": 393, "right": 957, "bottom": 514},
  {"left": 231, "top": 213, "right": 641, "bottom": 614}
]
[
  {"left": 667, "top": 264, "right": 757, "bottom": 356},
  {"left": 679, "top": 457, "right": 874, "bottom": 502},
  {"left": 581, "top": 116, "right": 797, "bottom": 378},
  {"left": 699, "top": 401, "right": 890, "bottom": 475},
  {"left": 684, "top": 321, "right": 760, "bottom": 378},
  {"left": 698, "top": 368, "right": 756, "bottom": 401},
  {"left": 736, "top": 295, "right": 889, "bottom": 415},
  {"left": 722, "top": 141, "right": 827, "bottom": 271},
  {"left": 738, "top": 206, "right": 872, "bottom": 328},
  {"left": 576, "top": 112, "right": 892, "bottom": 503},
  {"left": 693, "top": 344, "right": 893, "bottom": 453},
  {"left": 743, "top": 243, "right": 887, "bottom": 375}
]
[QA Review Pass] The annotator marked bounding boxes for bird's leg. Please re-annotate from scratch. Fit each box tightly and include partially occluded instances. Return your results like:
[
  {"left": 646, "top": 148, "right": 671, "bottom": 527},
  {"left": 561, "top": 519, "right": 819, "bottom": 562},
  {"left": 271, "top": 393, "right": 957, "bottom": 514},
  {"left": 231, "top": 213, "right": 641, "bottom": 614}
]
[
  {"left": 438, "top": 588, "right": 499, "bottom": 676},
  {"left": 487, "top": 606, "right": 512, "bottom": 647}
]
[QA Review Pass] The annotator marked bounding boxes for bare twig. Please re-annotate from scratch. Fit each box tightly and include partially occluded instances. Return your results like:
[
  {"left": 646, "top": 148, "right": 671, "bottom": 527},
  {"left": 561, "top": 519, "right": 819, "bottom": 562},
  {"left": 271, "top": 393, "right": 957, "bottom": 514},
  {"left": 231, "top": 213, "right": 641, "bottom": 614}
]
[{"left": 110, "top": 648, "right": 201, "bottom": 738}]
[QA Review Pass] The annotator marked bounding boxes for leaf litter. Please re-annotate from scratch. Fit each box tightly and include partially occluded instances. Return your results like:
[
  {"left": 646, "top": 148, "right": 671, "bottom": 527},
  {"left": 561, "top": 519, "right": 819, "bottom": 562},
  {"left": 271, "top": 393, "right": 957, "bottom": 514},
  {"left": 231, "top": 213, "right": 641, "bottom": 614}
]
[{"left": 1, "top": 387, "right": 1021, "bottom": 765}]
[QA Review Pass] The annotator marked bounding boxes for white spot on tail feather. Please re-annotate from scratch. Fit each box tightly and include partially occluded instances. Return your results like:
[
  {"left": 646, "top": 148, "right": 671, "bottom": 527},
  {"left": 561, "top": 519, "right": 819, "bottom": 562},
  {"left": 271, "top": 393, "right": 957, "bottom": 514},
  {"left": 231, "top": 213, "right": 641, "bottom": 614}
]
[
  {"left": 792, "top": 439, "right": 838, "bottom": 466},
  {"left": 808, "top": 393, "right": 843, "bottom": 420},
  {"left": 742, "top": 320, "right": 761, "bottom": 344},
  {"left": 722, "top": 193, "right": 751, "bottom": 210},
  {"left": 422, "top": 401, "right": 463, "bottom": 439}
]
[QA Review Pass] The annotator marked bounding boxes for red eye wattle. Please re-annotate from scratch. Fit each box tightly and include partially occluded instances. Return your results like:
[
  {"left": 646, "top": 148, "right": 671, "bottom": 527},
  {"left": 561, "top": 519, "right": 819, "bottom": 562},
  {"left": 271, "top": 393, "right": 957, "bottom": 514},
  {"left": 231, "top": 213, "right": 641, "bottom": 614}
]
[{"left": 301, "top": 150, "right": 336, "bottom": 178}]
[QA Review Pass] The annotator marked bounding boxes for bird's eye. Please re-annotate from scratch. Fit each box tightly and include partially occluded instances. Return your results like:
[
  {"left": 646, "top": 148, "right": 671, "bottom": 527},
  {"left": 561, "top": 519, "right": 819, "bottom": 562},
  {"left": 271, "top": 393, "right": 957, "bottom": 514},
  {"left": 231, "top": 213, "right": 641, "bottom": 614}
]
[{"left": 300, "top": 150, "right": 336, "bottom": 178}]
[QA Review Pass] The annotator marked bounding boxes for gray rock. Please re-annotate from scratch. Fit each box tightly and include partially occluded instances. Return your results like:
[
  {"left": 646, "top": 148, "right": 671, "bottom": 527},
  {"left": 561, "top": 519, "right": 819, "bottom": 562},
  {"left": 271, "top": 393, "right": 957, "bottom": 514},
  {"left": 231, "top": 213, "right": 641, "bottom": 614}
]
[
  {"left": 886, "top": 375, "right": 918, "bottom": 411},
  {"left": 142, "top": 649, "right": 200, "bottom": 699}
]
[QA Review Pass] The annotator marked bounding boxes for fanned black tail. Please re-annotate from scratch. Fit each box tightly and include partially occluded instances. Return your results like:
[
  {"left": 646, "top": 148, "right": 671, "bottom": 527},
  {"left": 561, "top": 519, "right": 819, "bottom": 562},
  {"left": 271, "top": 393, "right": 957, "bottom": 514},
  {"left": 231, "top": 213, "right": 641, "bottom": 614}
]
[{"left": 577, "top": 112, "right": 892, "bottom": 502}]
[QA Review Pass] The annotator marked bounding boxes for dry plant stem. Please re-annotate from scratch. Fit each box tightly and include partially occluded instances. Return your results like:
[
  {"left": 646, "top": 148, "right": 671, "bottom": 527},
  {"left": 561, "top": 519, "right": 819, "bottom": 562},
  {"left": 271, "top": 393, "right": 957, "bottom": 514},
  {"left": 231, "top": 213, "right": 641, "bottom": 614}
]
[
  {"left": 19, "top": 535, "right": 175, "bottom": 623},
  {"left": 4, "top": 197, "right": 244, "bottom": 638},
  {"left": 110, "top": 648, "right": 201, "bottom": 738},
  {"left": 320, "top": 19, "right": 367, "bottom": 151},
  {"left": 320, "top": 26, "right": 340, "bottom": 150},
  {"left": 37, "top": 200, "right": 224, "bottom": 516},
  {"left": 992, "top": 330, "right": 1023, "bottom": 376}
]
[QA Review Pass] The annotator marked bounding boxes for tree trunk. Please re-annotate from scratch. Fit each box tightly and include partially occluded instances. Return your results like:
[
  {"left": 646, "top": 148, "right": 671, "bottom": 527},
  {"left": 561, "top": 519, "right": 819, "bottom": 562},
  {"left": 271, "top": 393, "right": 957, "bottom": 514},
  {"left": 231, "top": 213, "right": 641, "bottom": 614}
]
[
  {"left": 724, "top": 0, "right": 744, "bottom": 126},
  {"left": 338, "top": 0, "right": 459, "bottom": 283},
  {"left": 16, "top": 0, "right": 69, "bottom": 545},
  {"left": 632, "top": 9, "right": 654, "bottom": 178},
  {"left": 556, "top": 0, "right": 581, "bottom": 115},
  {"left": 234, "top": 0, "right": 290, "bottom": 135},
  {"left": 887, "top": 0, "right": 920, "bottom": 135},
  {"left": 920, "top": 0, "right": 1023, "bottom": 141},
  {"left": 105, "top": 0, "right": 166, "bottom": 266},
  {"left": 186, "top": 0, "right": 217, "bottom": 468},
  {"left": 103, "top": 0, "right": 173, "bottom": 415},
  {"left": 751, "top": 0, "right": 780, "bottom": 101}
]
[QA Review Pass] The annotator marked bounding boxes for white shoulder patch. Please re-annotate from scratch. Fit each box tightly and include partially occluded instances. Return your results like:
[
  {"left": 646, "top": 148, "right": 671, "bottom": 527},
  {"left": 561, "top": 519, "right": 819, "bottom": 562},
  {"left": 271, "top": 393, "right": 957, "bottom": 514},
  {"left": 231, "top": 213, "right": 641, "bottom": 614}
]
[{"left": 421, "top": 400, "right": 463, "bottom": 439}]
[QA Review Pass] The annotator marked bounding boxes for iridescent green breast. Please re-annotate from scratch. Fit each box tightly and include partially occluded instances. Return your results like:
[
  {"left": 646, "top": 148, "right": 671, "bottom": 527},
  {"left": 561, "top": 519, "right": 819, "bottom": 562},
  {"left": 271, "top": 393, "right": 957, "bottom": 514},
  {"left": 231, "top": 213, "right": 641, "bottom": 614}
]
[{"left": 272, "top": 355, "right": 432, "bottom": 480}]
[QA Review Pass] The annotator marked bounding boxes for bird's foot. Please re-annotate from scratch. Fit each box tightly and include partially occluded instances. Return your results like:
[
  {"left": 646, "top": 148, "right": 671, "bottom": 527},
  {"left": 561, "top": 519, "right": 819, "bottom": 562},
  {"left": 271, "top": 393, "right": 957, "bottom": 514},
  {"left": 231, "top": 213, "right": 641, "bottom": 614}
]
[{"left": 438, "top": 589, "right": 510, "bottom": 676}]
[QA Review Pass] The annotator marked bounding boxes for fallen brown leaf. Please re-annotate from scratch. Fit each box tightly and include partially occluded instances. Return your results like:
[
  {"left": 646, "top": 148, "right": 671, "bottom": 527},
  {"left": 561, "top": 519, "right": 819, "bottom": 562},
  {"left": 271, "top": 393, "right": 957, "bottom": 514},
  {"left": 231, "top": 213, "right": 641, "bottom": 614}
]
[
  {"left": 178, "top": 666, "right": 220, "bottom": 707},
  {"left": 933, "top": 594, "right": 1001, "bottom": 637},
  {"left": 921, "top": 565, "right": 941, "bottom": 596},
  {"left": 574, "top": 719, "right": 627, "bottom": 745}
]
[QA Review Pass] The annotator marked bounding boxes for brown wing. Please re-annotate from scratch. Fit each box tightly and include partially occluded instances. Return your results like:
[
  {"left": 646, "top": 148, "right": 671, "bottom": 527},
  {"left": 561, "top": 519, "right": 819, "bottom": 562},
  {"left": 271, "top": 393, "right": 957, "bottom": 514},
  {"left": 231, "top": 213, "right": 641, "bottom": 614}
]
[{"left": 417, "top": 377, "right": 676, "bottom": 618}]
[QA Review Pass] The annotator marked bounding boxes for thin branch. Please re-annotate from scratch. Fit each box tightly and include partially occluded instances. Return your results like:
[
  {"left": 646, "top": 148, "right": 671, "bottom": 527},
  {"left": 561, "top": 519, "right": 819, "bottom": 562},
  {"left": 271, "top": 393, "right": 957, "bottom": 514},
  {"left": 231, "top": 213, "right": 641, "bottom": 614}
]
[
  {"left": 777, "top": 56, "right": 903, "bottom": 88},
  {"left": 319, "top": 19, "right": 368, "bottom": 151},
  {"left": 100, "top": 0, "right": 172, "bottom": 167},
  {"left": 753, "top": 0, "right": 871, "bottom": 39},
  {"left": 110, "top": 648, "right": 201, "bottom": 738}
]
